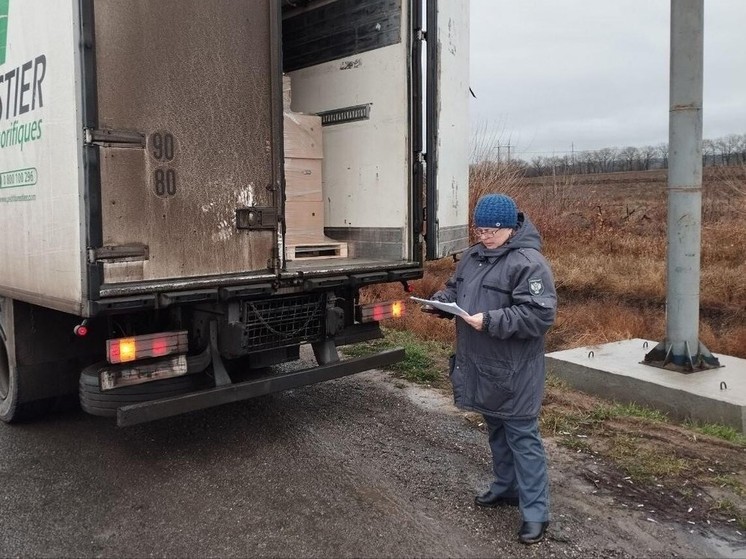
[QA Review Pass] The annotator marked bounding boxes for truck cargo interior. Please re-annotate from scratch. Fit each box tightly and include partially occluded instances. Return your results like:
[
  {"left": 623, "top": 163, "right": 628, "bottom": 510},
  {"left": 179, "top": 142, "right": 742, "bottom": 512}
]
[{"left": 281, "top": 0, "right": 416, "bottom": 271}]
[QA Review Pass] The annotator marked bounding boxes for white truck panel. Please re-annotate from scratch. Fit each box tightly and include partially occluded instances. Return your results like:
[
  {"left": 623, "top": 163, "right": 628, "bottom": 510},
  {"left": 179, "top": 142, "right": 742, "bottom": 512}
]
[
  {"left": 288, "top": 43, "right": 410, "bottom": 236},
  {"left": 433, "top": 0, "right": 470, "bottom": 257},
  {"left": 0, "top": 0, "right": 84, "bottom": 312}
]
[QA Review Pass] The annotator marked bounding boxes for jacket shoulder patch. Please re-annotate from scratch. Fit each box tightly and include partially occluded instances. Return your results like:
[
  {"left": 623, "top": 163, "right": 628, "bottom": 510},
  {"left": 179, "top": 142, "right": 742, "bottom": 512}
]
[{"left": 528, "top": 277, "right": 545, "bottom": 296}]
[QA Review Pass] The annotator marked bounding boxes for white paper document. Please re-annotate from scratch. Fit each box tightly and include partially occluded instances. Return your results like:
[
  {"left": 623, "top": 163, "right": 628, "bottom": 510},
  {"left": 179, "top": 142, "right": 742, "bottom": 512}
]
[{"left": 410, "top": 296, "right": 470, "bottom": 318}]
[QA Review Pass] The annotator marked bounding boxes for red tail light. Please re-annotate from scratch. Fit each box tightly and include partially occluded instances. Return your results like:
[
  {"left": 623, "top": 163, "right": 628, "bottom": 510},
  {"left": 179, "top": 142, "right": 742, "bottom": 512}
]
[
  {"left": 357, "top": 301, "right": 405, "bottom": 323},
  {"left": 107, "top": 331, "right": 188, "bottom": 364}
]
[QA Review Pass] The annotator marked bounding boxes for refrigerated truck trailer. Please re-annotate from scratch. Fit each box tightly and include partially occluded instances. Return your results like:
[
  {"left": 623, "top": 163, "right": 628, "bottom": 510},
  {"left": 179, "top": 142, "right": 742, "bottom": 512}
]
[{"left": 0, "top": 0, "right": 469, "bottom": 426}]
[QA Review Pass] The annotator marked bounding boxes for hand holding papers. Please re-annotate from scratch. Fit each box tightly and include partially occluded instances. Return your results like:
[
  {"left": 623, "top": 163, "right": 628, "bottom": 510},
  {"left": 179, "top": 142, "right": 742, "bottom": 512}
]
[{"left": 410, "top": 296, "right": 470, "bottom": 319}]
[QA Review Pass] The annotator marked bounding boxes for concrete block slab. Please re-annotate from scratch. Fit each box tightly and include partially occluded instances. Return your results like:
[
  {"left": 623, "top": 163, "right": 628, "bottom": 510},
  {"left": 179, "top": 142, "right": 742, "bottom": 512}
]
[{"left": 545, "top": 338, "right": 746, "bottom": 432}]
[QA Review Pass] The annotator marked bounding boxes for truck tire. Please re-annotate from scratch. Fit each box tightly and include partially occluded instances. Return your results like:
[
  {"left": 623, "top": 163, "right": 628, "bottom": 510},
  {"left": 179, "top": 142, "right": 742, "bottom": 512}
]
[
  {"left": 79, "top": 363, "right": 210, "bottom": 417},
  {"left": 0, "top": 335, "right": 53, "bottom": 423},
  {"left": 0, "top": 335, "right": 19, "bottom": 422}
]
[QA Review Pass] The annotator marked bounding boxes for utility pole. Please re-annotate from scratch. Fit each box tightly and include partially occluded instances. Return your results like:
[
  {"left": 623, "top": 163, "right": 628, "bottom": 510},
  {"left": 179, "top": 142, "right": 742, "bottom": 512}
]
[
  {"left": 644, "top": 0, "right": 720, "bottom": 371},
  {"left": 496, "top": 142, "right": 511, "bottom": 166},
  {"left": 571, "top": 142, "right": 575, "bottom": 173}
]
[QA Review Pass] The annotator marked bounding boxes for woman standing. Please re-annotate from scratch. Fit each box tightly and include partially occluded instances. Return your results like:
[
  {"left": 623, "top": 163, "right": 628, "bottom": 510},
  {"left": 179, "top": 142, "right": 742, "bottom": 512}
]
[{"left": 428, "top": 193, "right": 557, "bottom": 545}]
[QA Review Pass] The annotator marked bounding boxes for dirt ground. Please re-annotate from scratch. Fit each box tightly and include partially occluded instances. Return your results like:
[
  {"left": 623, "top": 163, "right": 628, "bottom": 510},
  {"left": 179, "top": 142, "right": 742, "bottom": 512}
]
[
  {"left": 382, "top": 340, "right": 746, "bottom": 555},
  {"left": 434, "top": 385, "right": 746, "bottom": 558},
  {"left": 541, "top": 386, "right": 746, "bottom": 535},
  {"left": 398, "top": 372, "right": 746, "bottom": 558},
  {"left": 541, "top": 437, "right": 743, "bottom": 559},
  {"left": 1, "top": 358, "right": 744, "bottom": 558}
]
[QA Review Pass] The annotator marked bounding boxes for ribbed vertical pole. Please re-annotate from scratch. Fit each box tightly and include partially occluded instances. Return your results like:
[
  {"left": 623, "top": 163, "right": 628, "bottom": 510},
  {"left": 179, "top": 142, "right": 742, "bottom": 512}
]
[
  {"left": 645, "top": 0, "right": 719, "bottom": 371},
  {"left": 668, "top": 0, "right": 703, "bottom": 357}
]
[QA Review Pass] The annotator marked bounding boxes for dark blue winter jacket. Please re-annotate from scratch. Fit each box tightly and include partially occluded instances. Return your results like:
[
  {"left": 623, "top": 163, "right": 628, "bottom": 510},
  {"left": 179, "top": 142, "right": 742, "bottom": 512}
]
[{"left": 433, "top": 214, "right": 557, "bottom": 419}]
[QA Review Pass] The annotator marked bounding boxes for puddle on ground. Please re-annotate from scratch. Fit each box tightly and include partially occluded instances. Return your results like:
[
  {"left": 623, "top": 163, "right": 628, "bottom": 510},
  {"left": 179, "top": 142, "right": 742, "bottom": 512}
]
[{"left": 699, "top": 530, "right": 746, "bottom": 559}]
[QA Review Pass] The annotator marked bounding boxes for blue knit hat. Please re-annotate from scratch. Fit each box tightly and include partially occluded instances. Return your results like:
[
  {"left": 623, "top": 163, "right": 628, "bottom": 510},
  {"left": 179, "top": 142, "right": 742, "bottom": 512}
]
[{"left": 473, "top": 194, "right": 518, "bottom": 228}]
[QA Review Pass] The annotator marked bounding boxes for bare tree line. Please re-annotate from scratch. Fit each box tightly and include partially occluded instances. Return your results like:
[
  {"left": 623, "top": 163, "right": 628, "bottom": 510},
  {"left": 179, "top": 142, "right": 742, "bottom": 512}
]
[{"left": 508, "top": 133, "right": 746, "bottom": 177}]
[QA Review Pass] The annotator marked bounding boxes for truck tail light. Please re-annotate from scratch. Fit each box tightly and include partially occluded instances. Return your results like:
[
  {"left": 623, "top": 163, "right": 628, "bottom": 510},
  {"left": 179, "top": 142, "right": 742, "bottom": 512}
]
[
  {"left": 106, "top": 331, "right": 189, "bottom": 364},
  {"left": 357, "top": 301, "right": 405, "bottom": 323}
]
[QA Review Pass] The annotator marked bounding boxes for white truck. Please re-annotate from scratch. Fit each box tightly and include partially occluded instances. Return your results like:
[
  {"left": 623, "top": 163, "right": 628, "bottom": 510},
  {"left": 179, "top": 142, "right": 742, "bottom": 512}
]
[{"left": 0, "top": 0, "right": 469, "bottom": 426}]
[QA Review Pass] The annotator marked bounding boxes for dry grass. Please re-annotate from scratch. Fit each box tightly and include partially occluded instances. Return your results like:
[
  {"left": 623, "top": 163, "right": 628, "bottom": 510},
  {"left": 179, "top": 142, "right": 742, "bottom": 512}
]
[{"left": 364, "top": 165, "right": 746, "bottom": 359}]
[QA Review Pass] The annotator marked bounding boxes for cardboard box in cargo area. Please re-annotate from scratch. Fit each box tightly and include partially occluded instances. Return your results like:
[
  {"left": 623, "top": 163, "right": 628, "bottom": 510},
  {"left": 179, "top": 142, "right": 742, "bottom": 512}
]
[
  {"left": 283, "top": 109, "right": 346, "bottom": 260},
  {"left": 284, "top": 113, "right": 323, "bottom": 160},
  {"left": 284, "top": 158, "right": 322, "bottom": 202}
]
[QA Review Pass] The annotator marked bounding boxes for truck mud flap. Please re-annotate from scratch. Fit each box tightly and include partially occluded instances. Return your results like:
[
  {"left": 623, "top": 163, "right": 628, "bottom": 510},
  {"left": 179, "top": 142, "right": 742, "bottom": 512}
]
[{"left": 116, "top": 348, "right": 405, "bottom": 427}]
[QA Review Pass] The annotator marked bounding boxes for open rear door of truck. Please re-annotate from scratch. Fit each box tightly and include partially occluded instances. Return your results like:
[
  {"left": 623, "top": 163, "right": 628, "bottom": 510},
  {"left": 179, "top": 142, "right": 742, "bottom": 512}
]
[
  {"left": 87, "top": 0, "right": 282, "bottom": 288},
  {"left": 425, "top": 0, "right": 470, "bottom": 259}
]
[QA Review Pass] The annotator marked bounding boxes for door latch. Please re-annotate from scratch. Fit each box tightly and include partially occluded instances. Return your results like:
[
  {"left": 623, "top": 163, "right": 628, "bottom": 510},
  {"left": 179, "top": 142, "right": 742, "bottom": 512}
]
[{"left": 235, "top": 207, "right": 277, "bottom": 230}]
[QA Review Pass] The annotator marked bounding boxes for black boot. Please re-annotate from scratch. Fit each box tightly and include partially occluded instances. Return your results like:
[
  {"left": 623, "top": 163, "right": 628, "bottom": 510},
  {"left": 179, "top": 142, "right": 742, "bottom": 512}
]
[
  {"left": 518, "top": 521, "right": 548, "bottom": 544},
  {"left": 474, "top": 488, "right": 519, "bottom": 508}
]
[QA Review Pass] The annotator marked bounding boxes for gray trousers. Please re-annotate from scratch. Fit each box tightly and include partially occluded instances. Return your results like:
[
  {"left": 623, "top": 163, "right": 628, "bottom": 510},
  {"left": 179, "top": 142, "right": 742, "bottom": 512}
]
[{"left": 482, "top": 415, "right": 550, "bottom": 522}]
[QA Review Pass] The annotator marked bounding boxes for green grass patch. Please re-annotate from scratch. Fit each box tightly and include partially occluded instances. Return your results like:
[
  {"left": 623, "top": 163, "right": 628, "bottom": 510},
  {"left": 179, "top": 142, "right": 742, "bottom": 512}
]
[
  {"left": 540, "top": 408, "right": 585, "bottom": 436},
  {"left": 558, "top": 436, "right": 592, "bottom": 453},
  {"left": 714, "top": 474, "right": 745, "bottom": 496},
  {"left": 589, "top": 402, "right": 668, "bottom": 422},
  {"left": 609, "top": 434, "right": 689, "bottom": 482},
  {"left": 683, "top": 420, "right": 746, "bottom": 446},
  {"left": 342, "top": 328, "right": 451, "bottom": 385},
  {"left": 541, "top": 400, "right": 666, "bottom": 439},
  {"left": 545, "top": 374, "right": 569, "bottom": 390}
]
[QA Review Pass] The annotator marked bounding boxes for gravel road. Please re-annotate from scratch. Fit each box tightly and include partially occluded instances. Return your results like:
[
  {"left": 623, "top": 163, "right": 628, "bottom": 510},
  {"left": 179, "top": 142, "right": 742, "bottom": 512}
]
[{"left": 0, "top": 360, "right": 741, "bottom": 558}]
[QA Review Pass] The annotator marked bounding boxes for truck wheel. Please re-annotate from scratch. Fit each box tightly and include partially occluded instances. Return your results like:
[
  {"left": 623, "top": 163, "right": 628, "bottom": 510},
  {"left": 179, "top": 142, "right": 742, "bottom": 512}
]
[
  {"left": 0, "top": 335, "right": 19, "bottom": 422},
  {"left": 0, "top": 335, "right": 52, "bottom": 423},
  {"left": 79, "top": 363, "right": 209, "bottom": 417}
]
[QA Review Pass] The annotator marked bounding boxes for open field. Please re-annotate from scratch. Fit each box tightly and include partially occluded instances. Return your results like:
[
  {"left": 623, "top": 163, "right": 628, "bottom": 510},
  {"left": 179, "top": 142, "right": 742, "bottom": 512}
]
[{"left": 366, "top": 165, "right": 746, "bottom": 357}]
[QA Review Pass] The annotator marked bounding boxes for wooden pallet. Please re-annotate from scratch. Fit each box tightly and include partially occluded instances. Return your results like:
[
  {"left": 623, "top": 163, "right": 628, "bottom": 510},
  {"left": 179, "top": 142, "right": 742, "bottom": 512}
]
[{"left": 286, "top": 242, "right": 348, "bottom": 260}]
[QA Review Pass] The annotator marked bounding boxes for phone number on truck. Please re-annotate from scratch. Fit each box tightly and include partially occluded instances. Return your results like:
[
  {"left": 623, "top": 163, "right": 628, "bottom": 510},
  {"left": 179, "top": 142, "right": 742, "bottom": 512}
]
[{"left": 0, "top": 168, "right": 38, "bottom": 188}]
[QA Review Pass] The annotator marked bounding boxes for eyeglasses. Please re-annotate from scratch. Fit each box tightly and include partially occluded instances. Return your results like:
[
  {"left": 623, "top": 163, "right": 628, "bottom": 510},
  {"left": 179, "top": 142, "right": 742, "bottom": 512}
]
[{"left": 473, "top": 228, "right": 501, "bottom": 238}]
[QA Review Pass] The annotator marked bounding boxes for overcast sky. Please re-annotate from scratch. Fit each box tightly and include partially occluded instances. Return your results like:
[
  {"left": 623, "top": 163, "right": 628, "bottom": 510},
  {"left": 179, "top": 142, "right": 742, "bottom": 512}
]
[{"left": 469, "top": 0, "right": 746, "bottom": 160}]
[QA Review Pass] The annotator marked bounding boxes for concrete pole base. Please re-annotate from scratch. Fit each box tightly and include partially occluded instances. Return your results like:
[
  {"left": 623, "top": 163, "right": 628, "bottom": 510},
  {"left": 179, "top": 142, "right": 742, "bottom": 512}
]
[{"left": 643, "top": 339, "right": 721, "bottom": 373}]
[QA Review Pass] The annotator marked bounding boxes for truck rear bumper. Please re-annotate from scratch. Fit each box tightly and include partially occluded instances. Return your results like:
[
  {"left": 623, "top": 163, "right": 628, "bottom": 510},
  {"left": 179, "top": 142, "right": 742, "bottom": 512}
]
[{"left": 116, "top": 348, "right": 404, "bottom": 427}]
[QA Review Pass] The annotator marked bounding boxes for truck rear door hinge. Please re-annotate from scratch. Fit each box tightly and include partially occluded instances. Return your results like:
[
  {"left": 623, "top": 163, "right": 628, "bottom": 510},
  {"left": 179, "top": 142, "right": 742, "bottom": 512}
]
[
  {"left": 267, "top": 254, "right": 280, "bottom": 271},
  {"left": 85, "top": 128, "right": 145, "bottom": 148}
]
